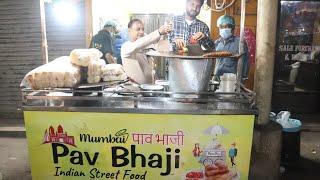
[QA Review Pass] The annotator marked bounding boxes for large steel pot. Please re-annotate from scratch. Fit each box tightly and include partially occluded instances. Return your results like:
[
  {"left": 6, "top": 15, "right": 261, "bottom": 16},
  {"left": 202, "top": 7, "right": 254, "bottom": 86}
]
[
  {"left": 168, "top": 58, "right": 213, "bottom": 93},
  {"left": 146, "top": 51, "right": 214, "bottom": 95}
]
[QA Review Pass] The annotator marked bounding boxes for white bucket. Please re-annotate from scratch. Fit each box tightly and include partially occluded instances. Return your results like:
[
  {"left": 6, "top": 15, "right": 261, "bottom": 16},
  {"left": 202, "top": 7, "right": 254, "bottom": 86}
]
[
  {"left": 289, "top": 62, "right": 300, "bottom": 83},
  {"left": 218, "top": 73, "right": 236, "bottom": 93}
]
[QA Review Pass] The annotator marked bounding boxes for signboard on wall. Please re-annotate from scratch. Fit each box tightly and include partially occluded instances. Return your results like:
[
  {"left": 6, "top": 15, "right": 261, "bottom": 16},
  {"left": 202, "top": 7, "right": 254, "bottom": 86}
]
[
  {"left": 277, "top": 1, "right": 320, "bottom": 63},
  {"left": 24, "top": 111, "right": 254, "bottom": 180}
]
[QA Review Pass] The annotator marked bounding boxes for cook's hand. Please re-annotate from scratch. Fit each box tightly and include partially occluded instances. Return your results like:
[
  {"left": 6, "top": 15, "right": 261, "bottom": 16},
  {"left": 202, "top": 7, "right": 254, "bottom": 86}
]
[
  {"left": 174, "top": 38, "right": 185, "bottom": 50},
  {"left": 205, "top": 161, "right": 237, "bottom": 180},
  {"left": 158, "top": 24, "right": 173, "bottom": 35},
  {"left": 105, "top": 53, "right": 116, "bottom": 64},
  {"left": 192, "top": 32, "right": 206, "bottom": 41}
]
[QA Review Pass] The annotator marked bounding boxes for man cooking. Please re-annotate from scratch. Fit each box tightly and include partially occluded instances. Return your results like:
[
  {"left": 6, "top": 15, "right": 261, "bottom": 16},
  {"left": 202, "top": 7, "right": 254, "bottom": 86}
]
[
  {"left": 121, "top": 19, "right": 172, "bottom": 84},
  {"left": 168, "top": 0, "right": 215, "bottom": 51}
]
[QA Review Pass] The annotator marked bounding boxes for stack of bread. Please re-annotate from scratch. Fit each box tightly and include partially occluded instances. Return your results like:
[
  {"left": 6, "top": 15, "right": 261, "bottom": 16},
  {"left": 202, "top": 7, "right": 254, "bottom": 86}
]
[
  {"left": 23, "top": 56, "right": 82, "bottom": 89},
  {"left": 21, "top": 48, "right": 128, "bottom": 89},
  {"left": 69, "top": 48, "right": 102, "bottom": 67},
  {"left": 87, "top": 59, "right": 106, "bottom": 83},
  {"left": 101, "top": 64, "right": 127, "bottom": 82},
  {"left": 70, "top": 48, "right": 127, "bottom": 83}
]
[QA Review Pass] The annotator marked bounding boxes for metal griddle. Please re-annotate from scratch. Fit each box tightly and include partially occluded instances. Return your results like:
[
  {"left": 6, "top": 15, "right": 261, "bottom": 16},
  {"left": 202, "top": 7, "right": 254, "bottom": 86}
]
[{"left": 146, "top": 50, "right": 241, "bottom": 59}]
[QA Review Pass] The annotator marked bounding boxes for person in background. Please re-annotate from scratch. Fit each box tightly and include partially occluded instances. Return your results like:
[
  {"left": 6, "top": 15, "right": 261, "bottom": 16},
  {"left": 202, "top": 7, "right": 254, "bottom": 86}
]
[
  {"left": 90, "top": 20, "right": 118, "bottom": 64},
  {"left": 114, "top": 28, "right": 129, "bottom": 64},
  {"left": 121, "top": 19, "right": 172, "bottom": 84},
  {"left": 168, "top": 0, "right": 215, "bottom": 51},
  {"left": 192, "top": 143, "right": 202, "bottom": 157},
  {"left": 214, "top": 15, "right": 249, "bottom": 81},
  {"left": 228, "top": 142, "right": 238, "bottom": 167}
]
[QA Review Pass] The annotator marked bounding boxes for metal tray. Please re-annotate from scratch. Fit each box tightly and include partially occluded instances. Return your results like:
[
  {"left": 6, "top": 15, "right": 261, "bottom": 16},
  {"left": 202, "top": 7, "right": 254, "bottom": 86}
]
[
  {"left": 74, "top": 79, "right": 129, "bottom": 90},
  {"left": 146, "top": 50, "right": 242, "bottom": 59}
]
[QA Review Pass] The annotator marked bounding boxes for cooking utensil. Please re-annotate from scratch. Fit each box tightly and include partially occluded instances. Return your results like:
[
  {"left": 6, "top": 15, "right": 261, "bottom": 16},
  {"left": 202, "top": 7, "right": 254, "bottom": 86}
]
[
  {"left": 168, "top": 57, "right": 213, "bottom": 94},
  {"left": 146, "top": 50, "right": 241, "bottom": 59},
  {"left": 75, "top": 78, "right": 129, "bottom": 90},
  {"left": 186, "top": 44, "right": 204, "bottom": 55},
  {"left": 208, "top": 80, "right": 219, "bottom": 92},
  {"left": 139, "top": 84, "right": 164, "bottom": 97},
  {"left": 155, "top": 80, "right": 169, "bottom": 91},
  {"left": 73, "top": 79, "right": 129, "bottom": 96},
  {"left": 117, "top": 83, "right": 140, "bottom": 96}
]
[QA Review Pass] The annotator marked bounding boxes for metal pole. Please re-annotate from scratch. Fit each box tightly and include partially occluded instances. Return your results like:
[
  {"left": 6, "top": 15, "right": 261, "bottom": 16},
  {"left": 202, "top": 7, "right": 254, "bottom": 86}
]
[
  {"left": 254, "top": 0, "right": 278, "bottom": 125},
  {"left": 40, "top": 0, "right": 48, "bottom": 64},
  {"left": 236, "top": 0, "right": 246, "bottom": 93},
  {"left": 85, "top": 0, "right": 93, "bottom": 48}
]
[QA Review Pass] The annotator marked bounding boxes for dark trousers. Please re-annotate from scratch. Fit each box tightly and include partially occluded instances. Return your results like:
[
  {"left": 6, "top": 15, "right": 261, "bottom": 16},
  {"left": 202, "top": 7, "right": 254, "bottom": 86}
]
[{"left": 230, "top": 156, "right": 236, "bottom": 166}]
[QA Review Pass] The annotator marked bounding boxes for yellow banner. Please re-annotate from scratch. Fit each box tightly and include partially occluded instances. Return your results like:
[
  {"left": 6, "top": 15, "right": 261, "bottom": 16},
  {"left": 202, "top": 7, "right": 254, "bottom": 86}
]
[{"left": 24, "top": 111, "right": 254, "bottom": 180}]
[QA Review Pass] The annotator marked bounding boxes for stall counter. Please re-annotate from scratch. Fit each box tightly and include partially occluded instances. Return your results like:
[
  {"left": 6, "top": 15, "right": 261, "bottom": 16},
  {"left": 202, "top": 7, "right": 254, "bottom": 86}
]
[{"left": 22, "top": 90, "right": 256, "bottom": 180}]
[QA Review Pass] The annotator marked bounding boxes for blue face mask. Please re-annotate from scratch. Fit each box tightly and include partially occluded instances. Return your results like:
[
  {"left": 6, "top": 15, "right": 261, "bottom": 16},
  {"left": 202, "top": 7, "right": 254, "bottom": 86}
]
[{"left": 219, "top": 28, "right": 232, "bottom": 39}]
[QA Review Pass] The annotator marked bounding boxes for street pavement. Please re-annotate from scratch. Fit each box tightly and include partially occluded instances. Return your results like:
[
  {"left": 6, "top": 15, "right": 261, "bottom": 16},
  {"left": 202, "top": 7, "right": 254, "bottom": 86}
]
[{"left": 0, "top": 132, "right": 319, "bottom": 180}]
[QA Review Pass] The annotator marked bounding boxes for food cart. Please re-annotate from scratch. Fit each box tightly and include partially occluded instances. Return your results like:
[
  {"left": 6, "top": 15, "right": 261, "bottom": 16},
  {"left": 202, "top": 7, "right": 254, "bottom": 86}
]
[{"left": 22, "top": 51, "right": 257, "bottom": 180}]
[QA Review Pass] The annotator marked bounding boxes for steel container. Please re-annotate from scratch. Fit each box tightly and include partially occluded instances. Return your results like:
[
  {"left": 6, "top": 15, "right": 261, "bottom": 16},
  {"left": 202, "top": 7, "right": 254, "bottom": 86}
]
[{"left": 168, "top": 58, "right": 213, "bottom": 93}]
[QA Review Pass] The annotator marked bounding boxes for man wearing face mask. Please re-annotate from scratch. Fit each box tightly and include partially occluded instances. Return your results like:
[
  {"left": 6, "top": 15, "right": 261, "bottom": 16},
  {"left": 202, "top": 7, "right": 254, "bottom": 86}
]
[
  {"left": 214, "top": 15, "right": 249, "bottom": 80},
  {"left": 168, "top": 0, "right": 215, "bottom": 51},
  {"left": 90, "top": 20, "right": 118, "bottom": 64},
  {"left": 121, "top": 19, "right": 172, "bottom": 84}
]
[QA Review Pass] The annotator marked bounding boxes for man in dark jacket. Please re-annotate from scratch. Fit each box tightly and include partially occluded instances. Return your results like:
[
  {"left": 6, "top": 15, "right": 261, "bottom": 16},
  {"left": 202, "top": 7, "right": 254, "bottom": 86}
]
[{"left": 90, "top": 21, "right": 118, "bottom": 64}]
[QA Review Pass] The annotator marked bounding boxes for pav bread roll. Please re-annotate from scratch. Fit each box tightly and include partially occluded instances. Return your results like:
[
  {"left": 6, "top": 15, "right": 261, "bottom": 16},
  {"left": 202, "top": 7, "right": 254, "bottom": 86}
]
[
  {"left": 101, "top": 64, "right": 127, "bottom": 82},
  {"left": 87, "top": 59, "right": 106, "bottom": 83},
  {"left": 21, "top": 56, "right": 82, "bottom": 89},
  {"left": 69, "top": 48, "right": 102, "bottom": 67}
]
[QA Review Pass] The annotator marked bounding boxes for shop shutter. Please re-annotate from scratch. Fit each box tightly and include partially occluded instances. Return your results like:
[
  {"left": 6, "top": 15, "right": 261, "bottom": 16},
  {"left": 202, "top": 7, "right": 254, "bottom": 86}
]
[
  {"left": 45, "top": 1, "right": 86, "bottom": 61},
  {"left": 0, "top": 0, "right": 42, "bottom": 124},
  {"left": 0, "top": 0, "right": 86, "bottom": 124}
]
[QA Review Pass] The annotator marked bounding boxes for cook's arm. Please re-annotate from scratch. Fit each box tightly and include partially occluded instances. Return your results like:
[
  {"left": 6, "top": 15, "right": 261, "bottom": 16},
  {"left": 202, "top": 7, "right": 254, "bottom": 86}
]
[
  {"left": 199, "top": 26, "right": 215, "bottom": 50},
  {"left": 121, "top": 30, "right": 161, "bottom": 58}
]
